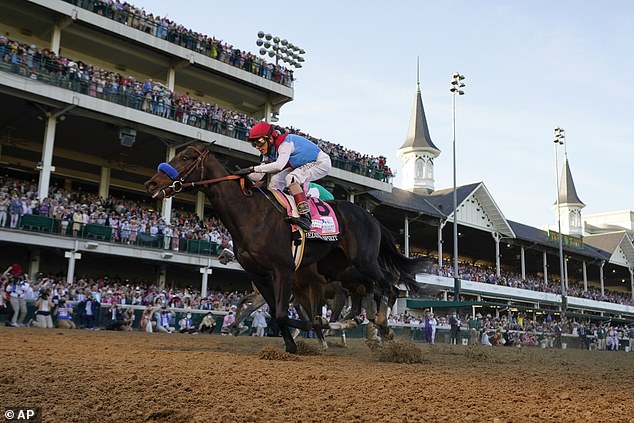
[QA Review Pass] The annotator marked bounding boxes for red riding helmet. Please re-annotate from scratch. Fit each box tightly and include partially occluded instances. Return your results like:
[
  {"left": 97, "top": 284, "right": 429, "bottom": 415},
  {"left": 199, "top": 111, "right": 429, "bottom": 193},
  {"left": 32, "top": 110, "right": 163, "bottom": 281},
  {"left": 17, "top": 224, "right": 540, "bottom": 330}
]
[{"left": 248, "top": 121, "right": 276, "bottom": 141}]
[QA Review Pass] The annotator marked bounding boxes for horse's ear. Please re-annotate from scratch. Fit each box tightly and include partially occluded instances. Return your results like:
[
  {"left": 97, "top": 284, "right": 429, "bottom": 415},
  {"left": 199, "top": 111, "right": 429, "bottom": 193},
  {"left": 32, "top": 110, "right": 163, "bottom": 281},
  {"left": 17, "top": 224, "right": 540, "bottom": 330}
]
[{"left": 205, "top": 141, "right": 216, "bottom": 152}]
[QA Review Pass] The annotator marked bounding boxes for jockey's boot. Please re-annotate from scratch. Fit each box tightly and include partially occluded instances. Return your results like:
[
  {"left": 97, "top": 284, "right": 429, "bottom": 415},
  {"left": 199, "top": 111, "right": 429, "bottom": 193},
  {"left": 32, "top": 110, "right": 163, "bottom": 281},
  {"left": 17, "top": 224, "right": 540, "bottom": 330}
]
[{"left": 286, "top": 182, "right": 312, "bottom": 231}]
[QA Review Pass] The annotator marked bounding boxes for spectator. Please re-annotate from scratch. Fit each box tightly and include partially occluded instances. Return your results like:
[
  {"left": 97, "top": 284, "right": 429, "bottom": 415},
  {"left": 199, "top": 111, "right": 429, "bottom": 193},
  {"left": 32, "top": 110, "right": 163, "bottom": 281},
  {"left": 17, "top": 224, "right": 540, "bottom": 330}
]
[
  {"left": 221, "top": 310, "right": 235, "bottom": 335},
  {"left": 155, "top": 306, "right": 175, "bottom": 333},
  {"left": 9, "top": 195, "right": 22, "bottom": 228},
  {"left": 178, "top": 312, "right": 197, "bottom": 334},
  {"left": 0, "top": 193, "right": 8, "bottom": 227},
  {"left": 468, "top": 315, "right": 481, "bottom": 345},
  {"left": 105, "top": 302, "right": 125, "bottom": 330},
  {"left": 429, "top": 312, "right": 438, "bottom": 344},
  {"left": 250, "top": 307, "right": 270, "bottom": 337},
  {"left": 606, "top": 326, "right": 619, "bottom": 351},
  {"left": 78, "top": 293, "right": 100, "bottom": 329},
  {"left": 198, "top": 311, "right": 216, "bottom": 334},
  {"left": 449, "top": 312, "right": 461, "bottom": 345},
  {"left": 31, "top": 289, "right": 55, "bottom": 328},
  {"left": 6, "top": 269, "right": 29, "bottom": 327},
  {"left": 55, "top": 298, "right": 76, "bottom": 329},
  {"left": 121, "top": 308, "right": 135, "bottom": 331},
  {"left": 481, "top": 330, "right": 493, "bottom": 346},
  {"left": 424, "top": 310, "right": 432, "bottom": 343},
  {"left": 139, "top": 306, "right": 156, "bottom": 333}
]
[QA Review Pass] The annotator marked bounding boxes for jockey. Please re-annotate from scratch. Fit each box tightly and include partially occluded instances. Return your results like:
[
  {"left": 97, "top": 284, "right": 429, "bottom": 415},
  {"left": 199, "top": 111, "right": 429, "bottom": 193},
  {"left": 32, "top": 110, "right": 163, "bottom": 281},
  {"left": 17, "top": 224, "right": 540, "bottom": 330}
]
[{"left": 235, "top": 122, "right": 332, "bottom": 231}]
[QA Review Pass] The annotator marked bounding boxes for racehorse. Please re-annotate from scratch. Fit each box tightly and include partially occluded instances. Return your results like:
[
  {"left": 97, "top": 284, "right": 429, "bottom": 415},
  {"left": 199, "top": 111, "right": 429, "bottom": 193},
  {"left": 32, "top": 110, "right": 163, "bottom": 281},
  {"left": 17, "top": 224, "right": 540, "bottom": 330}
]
[{"left": 144, "top": 142, "right": 427, "bottom": 353}]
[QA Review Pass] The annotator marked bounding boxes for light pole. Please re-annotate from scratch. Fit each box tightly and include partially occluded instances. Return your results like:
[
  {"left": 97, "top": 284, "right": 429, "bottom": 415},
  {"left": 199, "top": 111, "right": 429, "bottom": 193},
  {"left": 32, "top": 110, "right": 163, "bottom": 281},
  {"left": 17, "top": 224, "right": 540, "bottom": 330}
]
[
  {"left": 256, "top": 31, "right": 305, "bottom": 69},
  {"left": 553, "top": 127, "right": 567, "bottom": 316},
  {"left": 450, "top": 72, "right": 465, "bottom": 302}
]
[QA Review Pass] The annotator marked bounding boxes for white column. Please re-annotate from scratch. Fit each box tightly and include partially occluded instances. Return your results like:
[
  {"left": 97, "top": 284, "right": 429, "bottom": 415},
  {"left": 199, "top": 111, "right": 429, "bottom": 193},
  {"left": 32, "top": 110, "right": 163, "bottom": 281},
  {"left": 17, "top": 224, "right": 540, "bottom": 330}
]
[
  {"left": 520, "top": 246, "right": 526, "bottom": 280},
  {"left": 37, "top": 116, "right": 57, "bottom": 200},
  {"left": 492, "top": 233, "right": 501, "bottom": 277},
  {"left": 564, "top": 257, "right": 569, "bottom": 290},
  {"left": 543, "top": 251, "right": 548, "bottom": 286},
  {"left": 29, "top": 248, "right": 41, "bottom": 277},
  {"left": 51, "top": 23, "right": 62, "bottom": 55},
  {"left": 196, "top": 191, "right": 205, "bottom": 219},
  {"left": 157, "top": 264, "right": 166, "bottom": 290},
  {"left": 167, "top": 66, "right": 176, "bottom": 91},
  {"left": 630, "top": 267, "right": 634, "bottom": 300},
  {"left": 600, "top": 261, "right": 605, "bottom": 296},
  {"left": 437, "top": 220, "right": 445, "bottom": 268},
  {"left": 347, "top": 191, "right": 355, "bottom": 203},
  {"left": 65, "top": 241, "right": 81, "bottom": 284},
  {"left": 582, "top": 261, "right": 588, "bottom": 291},
  {"left": 99, "top": 166, "right": 111, "bottom": 199},
  {"left": 200, "top": 266, "right": 213, "bottom": 298},
  {"left": 264, "top": 102, "right": 273, "bottom": 122},
  {"left": 404, "top": 216, "right": 410, "bottom": 258}
]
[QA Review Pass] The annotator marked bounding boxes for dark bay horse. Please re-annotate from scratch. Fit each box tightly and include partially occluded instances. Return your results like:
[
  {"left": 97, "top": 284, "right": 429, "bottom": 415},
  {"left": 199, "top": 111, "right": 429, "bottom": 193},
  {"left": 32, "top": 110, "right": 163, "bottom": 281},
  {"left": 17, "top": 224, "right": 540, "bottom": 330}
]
[{"left": 144, "top": 142, "right": 426, "bottom": 353}]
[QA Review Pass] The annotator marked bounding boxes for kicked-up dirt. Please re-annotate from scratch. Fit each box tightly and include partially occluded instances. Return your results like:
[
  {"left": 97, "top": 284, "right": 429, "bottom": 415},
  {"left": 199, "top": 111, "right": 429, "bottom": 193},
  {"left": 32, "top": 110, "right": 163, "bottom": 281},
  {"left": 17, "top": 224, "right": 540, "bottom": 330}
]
[{"left": 1, "top": 327, "right": 634, "bottom": 422}]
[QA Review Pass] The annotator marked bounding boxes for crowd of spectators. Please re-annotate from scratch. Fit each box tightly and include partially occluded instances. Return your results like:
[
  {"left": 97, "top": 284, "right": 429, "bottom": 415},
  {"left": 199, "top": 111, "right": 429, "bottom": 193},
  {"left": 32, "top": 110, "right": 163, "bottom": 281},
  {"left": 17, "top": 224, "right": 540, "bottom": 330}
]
[
  {"left": 0, "top": 35, "right": 393, "bottom": 182},
  {"left": 2, "top": 172, "right": 631, "bottom": 308},
  {"left": 0, "top": 175, "right": 233, "bottom": 250},
  {"left": 0, "top": 261, "right": 250, "bottom": 330},
  {"left": 388, "top": 308, "right": 633, "bottom": 350},
  {"left": 62, "top": 0, "right": 295, "bottom": 87},
  {"left": 430, "top": 263, "right": 634, "bottom": 306}
]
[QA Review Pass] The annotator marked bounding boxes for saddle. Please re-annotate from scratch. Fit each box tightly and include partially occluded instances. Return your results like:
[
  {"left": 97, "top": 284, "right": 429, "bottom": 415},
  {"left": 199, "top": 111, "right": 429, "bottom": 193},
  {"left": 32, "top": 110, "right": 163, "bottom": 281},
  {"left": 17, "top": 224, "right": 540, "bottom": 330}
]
[{"left": 270, "top": 190, "right": 340, "bottom": 241}]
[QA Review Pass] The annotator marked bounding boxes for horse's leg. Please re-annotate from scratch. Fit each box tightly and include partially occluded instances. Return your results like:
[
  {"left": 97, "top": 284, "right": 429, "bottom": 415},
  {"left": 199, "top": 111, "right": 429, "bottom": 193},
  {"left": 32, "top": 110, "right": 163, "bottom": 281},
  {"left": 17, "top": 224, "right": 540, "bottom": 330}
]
[
  {"left": 232, "top": 291, "right": 265, "bottom": 336},
  {"left": 324, "top": 281, "right": 348, "bottom": 322},
  {"left": 271, "top": 267, "right": 296, "bottom": 354}
]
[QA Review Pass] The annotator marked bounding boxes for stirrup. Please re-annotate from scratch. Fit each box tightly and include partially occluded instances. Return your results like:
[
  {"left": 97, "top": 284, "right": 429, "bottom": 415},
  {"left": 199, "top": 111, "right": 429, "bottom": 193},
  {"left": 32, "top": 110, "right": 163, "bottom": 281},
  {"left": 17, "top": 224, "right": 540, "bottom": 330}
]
[{"left": 285, "top": 215, "right": 312, "bottom": 231}]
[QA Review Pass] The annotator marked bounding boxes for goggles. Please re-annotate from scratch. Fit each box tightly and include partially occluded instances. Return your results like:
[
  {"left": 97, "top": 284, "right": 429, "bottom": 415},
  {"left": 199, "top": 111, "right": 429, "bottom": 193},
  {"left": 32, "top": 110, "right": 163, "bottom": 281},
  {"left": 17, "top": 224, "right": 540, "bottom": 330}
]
[{"left": 250, "top": 137, "right": 268, "bottom": 148}]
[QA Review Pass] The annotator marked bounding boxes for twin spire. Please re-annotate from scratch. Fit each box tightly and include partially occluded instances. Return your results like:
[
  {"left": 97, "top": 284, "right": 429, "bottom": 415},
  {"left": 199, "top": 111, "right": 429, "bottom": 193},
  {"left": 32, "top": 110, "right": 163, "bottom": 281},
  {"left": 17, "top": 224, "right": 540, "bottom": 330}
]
[
  {"left": 397, "top": 58, "right": 585, "bottom": 235},
  {"left": 397, "top": 57, "right": 440, "bottom": 194}
]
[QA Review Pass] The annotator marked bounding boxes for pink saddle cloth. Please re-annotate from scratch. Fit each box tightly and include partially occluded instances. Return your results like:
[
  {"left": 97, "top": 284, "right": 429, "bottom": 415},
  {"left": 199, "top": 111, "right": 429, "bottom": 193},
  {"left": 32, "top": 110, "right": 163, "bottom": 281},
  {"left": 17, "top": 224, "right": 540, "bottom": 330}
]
[{"left": 271, "top": 190, "right": 339, "bottom": 240}]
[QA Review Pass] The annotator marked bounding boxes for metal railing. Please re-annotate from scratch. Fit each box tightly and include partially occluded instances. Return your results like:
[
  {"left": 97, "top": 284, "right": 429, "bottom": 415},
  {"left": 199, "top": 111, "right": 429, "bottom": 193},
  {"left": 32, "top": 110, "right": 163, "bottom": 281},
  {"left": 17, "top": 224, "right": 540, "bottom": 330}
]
[
  {"left": 12, "top": 214, "right": 220, "bottom": 256},
  {"left": 0, "top": 59, "right": 393, "bottom": 182},
  {"left": 59, "top": 0, "right": 294, "bottom": 87}
]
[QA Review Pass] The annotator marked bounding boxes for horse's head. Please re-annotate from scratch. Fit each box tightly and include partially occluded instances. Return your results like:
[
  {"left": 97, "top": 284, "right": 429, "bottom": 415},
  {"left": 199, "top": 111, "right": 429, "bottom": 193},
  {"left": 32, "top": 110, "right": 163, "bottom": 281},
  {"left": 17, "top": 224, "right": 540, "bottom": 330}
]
[{"left": 144, "top": 142, "right": 216, "bottom": 199}]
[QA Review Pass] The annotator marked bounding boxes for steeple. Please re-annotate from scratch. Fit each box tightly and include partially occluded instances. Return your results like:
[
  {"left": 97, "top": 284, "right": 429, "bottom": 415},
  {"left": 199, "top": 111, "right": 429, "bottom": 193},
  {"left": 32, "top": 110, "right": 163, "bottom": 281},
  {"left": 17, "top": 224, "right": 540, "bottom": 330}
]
[
  {"left": 397, "top": 58, "right": 440, "bottom": 194},
  {"left": 555, "top": 145, "right": 585, "bottom": 236},
  {"left": 558, "top": 158, "right": 585, "bottom": 207}
]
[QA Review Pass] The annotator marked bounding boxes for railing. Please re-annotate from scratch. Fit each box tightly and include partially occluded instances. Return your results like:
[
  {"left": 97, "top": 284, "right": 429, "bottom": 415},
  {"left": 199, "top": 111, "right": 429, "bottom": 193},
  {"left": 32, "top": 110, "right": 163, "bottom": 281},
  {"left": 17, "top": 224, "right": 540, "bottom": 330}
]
[
  {"left": 59, "top": 0, "right": 294, "bottom": 87},
  {"left": 14, "top": 214, "right": 220, "bottom": 256},
  {"left": 0, "top": 59, "right": 393, "bottom": 183},
  {"left": 3, "top": 300, "right": 628, "bottom": 349}
]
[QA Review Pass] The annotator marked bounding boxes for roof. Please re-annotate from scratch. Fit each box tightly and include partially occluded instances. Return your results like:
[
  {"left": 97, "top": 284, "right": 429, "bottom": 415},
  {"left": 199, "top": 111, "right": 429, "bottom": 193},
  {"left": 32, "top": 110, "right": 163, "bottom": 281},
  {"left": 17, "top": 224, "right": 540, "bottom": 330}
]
[
  {"left": 585, "top": 231, "right": 634, "bottom": 266},
  {"left": 398, "top": 85, "right": 440, "bottom": 153},
  {"left": 558, "top": 159, "right": 585, "bottom": 206},
  {"left": 425, "top": 182, "right": 480, "bottom": 215},
  {"left": 507, "top": 220, "right": 609, "bottom": 261},
  {"left": 367, "top": 187, "right": 444, "bottom": 218},
  {"left": 368, "top": 182, "right": 515, "bottom": 237}
]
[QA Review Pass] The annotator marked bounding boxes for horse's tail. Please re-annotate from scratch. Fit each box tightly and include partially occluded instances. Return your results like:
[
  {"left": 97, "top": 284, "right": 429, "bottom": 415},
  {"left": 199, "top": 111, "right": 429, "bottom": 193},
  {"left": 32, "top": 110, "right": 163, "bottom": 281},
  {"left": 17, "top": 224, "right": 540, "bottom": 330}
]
[{"left": 377, "top": 223, "right": 435, "bottom": 296}]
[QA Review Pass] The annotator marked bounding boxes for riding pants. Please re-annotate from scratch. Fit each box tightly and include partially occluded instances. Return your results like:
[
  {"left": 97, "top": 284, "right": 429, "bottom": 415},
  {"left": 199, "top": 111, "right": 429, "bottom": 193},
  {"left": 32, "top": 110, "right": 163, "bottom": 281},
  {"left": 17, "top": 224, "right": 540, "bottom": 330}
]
[{"left": 269, "top": 151, "right": 332, "bottom": 191}]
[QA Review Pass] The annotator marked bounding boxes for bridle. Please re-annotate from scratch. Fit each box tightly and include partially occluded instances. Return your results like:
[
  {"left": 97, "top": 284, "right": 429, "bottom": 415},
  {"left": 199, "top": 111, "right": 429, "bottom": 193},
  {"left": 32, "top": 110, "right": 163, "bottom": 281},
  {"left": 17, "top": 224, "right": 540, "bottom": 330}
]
[{"left": 156, "top": 145, "right": 250, "bottom": 198}]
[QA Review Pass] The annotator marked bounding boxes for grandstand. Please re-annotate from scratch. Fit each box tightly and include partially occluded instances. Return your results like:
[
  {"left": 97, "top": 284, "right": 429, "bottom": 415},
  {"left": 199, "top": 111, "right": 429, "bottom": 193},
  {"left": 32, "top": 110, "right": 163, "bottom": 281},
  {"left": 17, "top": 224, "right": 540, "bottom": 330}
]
[{"left": 1, "top": 0, "right": 633, "bottom": 328}]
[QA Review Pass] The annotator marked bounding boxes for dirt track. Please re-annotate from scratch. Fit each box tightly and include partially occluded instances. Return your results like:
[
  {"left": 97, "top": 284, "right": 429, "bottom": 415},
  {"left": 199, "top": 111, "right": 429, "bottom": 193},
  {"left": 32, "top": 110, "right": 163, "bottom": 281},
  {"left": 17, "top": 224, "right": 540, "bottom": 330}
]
[{"left": 1, "top": 327, "right": 634, "bottom": 423}]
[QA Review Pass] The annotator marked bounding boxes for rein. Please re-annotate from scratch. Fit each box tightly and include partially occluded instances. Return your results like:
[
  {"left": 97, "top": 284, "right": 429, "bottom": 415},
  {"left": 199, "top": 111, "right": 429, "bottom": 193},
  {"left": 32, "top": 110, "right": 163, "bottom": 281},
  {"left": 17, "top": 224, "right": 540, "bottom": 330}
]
[{"left": 159, "top": 145, "right": 252, "bottom": 197}]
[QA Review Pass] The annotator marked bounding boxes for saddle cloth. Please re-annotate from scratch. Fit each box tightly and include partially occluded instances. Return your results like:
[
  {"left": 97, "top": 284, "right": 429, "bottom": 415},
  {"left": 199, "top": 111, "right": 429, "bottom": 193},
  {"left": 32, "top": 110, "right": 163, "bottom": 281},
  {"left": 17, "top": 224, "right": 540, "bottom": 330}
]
[{"left": 271, "top": 190, "right": 339, "bottom": 241}]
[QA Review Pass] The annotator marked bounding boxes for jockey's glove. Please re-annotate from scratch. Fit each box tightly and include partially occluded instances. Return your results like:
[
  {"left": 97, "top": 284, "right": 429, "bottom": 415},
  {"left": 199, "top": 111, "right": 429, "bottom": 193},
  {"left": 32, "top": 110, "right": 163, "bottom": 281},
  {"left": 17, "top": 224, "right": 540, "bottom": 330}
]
[{"left": 234, "top": 166, "right": 255, "bottom": 176}]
